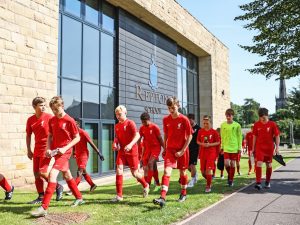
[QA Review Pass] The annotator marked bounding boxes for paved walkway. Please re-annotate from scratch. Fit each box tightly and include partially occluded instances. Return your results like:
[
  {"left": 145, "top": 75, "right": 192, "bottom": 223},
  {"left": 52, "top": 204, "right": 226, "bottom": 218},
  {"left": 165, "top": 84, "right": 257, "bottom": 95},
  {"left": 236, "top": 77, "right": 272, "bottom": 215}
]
[{"left": 178, "top": 157, "right": 300, "bottom": 225}]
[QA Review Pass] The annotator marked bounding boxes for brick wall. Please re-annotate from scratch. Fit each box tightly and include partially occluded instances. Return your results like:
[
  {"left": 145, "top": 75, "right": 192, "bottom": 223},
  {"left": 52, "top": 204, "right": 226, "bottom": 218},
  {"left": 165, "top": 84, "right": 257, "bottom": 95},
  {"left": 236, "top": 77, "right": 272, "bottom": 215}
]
[{"left": 0, "top": 0, "right": 59, "bottom": 188}]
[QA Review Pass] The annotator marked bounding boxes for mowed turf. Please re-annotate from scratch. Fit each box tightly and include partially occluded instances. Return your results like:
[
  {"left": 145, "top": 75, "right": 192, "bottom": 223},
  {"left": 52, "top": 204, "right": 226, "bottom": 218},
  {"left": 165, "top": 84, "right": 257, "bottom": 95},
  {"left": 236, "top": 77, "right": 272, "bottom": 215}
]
[{"left": 0, "top": 152, "right": 298, "bottom": 225}]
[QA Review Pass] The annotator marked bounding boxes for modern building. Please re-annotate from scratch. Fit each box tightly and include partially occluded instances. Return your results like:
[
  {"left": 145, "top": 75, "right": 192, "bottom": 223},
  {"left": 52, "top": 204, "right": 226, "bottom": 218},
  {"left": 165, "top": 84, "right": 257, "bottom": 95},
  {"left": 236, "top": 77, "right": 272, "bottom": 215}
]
[{"left": 0, "top": 0, "right": 229, "bottom": 187}]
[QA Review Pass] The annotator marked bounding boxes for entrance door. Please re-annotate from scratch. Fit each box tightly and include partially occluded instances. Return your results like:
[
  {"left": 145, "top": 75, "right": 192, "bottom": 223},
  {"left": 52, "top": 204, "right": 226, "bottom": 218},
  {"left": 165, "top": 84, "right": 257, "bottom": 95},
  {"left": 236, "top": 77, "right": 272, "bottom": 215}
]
[{"left": 101, "top": 123, "right": 115, "bottom": 173}]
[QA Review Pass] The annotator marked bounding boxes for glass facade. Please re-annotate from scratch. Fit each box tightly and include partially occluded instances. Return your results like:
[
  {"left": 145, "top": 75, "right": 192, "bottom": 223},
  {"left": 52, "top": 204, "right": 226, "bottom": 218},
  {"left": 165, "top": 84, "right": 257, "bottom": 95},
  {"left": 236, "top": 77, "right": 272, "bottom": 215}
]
[
  {"left": 58, "top": 0, "right": 116, "bottom": 175},
  {"left": 177, "top": 47, "right": 199, "bottom": 122}
]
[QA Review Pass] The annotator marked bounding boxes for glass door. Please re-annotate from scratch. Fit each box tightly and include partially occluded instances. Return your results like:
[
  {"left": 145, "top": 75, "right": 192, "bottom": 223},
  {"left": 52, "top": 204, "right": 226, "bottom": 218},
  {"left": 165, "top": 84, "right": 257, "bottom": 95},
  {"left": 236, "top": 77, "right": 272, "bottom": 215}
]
[
  {"left": 101, "top": 123, "right": 115, "bottom": 173},
  {"left": 83, "top": 123, "right": 99, "bottom": 174}
]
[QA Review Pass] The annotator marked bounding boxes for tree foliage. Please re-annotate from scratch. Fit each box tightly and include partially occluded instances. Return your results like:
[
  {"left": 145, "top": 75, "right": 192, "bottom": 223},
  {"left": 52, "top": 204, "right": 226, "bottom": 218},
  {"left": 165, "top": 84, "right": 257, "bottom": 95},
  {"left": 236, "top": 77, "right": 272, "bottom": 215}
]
[
  {"left": 231, "top": 98, "right": 260, "bottom": 126},
  {"left": 235, "top": 0, "right": 300, "bottom": 79}
]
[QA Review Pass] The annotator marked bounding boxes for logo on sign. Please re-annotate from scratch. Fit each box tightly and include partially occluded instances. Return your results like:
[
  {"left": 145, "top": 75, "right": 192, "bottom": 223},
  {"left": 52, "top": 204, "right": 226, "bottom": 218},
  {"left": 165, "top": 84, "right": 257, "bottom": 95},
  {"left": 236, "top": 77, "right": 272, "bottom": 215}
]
[{"left": 149, "top": 55, "right": 158, "bottom": 91}]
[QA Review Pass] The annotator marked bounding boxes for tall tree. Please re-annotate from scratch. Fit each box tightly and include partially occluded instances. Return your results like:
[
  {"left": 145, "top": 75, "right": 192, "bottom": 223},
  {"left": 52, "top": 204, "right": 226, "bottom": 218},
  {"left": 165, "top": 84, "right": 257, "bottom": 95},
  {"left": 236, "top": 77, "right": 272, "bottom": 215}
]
[
  {"left": 242, "top": 98, "right": 260, "bottom": 124},
  {"left": 235, "top": 0, "right": 300, "bottom": 79},
  {"left": 287, "top": 82, "right": 300, "bottom": 119}
]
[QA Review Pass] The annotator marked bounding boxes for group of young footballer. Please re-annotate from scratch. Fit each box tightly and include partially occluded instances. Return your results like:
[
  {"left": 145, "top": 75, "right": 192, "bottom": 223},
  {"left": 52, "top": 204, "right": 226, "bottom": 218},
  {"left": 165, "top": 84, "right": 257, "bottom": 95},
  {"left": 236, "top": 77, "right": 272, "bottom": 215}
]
[{"left": 0, "top": 95, "right": 280, "bottom": 215}]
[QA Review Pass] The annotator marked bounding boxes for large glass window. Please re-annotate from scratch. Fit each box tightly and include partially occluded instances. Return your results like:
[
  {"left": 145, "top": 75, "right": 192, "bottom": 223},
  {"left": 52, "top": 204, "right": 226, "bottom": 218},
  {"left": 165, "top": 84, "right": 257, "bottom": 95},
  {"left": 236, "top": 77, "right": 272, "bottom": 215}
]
[
  {"left": 61, "top": 79, "right": 81, "bottom": 118},
  {"left": 83, "top": 25, "right": 99, "bottom": 83},
  {"left": 61, "top": 16, "right": 82, "bottom": 80},
  {"left": 177, "top": 47, "right": 199, "bottom": 121},
  {"left": 58, "top": 0, "right": 116, "bottom": 176},
  {"left": 101, "top": 33, "right": 114, "bottom": 87}
]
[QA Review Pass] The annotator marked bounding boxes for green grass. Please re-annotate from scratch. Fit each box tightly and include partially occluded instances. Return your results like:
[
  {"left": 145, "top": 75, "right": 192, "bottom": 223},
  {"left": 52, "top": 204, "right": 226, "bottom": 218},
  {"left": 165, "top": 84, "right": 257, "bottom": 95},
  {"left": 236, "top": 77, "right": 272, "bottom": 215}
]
[{"left": 0, "top": 152, "right": 298, "bottom": 225}]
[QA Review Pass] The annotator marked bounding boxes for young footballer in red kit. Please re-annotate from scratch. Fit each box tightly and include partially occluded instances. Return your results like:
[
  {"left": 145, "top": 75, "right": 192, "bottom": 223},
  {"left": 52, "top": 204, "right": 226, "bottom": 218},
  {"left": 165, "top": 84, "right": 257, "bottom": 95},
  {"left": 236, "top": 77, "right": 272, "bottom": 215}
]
[
  {"left": 112, "top": 105, "right": 149, "bottom": 202},
  {"left": 26, "top": 97, "right": 63, "bottom": 204},
  {"left": 253, "top": 108, "right": 280, "bottom": 190},
  {"left": 245, "top": 124, "right": 255, "bottom": 175},
  {"left": 197, "top": 115, "right": 220, "bottom": 193},
  {"left": 31, "top": 96, "right": 84, "bottom": 217},
  {"left": 0, "top": 174, "right": 14, "bottom": 200},
  {"left": 153, "top": 97, "right": 192, "bottom": 207},
  {"left": 74, "top": 119, "right": 104, "bottom": 191},
  {"left": 139, "top": 112, "right": 164, "bottom": 191}
]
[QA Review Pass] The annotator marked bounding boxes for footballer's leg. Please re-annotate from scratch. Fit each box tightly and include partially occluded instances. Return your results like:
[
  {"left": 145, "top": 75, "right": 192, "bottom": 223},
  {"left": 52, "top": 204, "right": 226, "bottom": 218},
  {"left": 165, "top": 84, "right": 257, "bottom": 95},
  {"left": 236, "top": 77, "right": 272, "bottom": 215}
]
[
  {"left": 131, "top": 169, "right": 149, "bottom": 197},
  {"left": 63, "top": 170, "right": 84, "bottom": 207},
  {"left": 112, "top": 164, "right": 123, "bottom": 202},
  {"left": 82, "top": 168, "right": 97, "bottom": 192},
  {"left": 178, "top": 169, "right": 188, "bottom": 202},
  {"left": 0, "top": 174, "right": 14, "bottom": 200},
  {"left": 153, "top": 166, "right": 172, "bottom": 207},
  {"left": 265, "top": 161, "right": 272, "bottom": 189},
  {"left": 255, "top": 161, "right": 263, "bottom": 190}
]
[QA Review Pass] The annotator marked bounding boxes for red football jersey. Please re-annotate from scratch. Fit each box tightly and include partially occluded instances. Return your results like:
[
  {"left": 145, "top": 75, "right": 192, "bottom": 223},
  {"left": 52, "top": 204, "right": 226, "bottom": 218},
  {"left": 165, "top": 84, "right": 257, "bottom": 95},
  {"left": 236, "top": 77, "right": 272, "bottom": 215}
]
[
  {"left": 115, "top": 119, "right": 138, "bottom": 156},
  {"left": 139, "top": 123, "right": 161, "bottom": 150},
  {"left": 74, "top": 128, "right": 93, "bottom": 159},
  {"left": 163, "top": 114, "right": 192, "bottom": 150},
  {"left": 26, "top": 113, "right": 53, "bottom": 157},
  {"left": 253, "top": 121, "right": 280, "bottom": 153},
  {"left": 49, "top": 114, "right": 79, "bottom": 158},
  {"left": 245, "top": 131, "right": 254, "bottom": 151},
  {"left": 197, "top": 128, "right": 220, "bottom": 159}
]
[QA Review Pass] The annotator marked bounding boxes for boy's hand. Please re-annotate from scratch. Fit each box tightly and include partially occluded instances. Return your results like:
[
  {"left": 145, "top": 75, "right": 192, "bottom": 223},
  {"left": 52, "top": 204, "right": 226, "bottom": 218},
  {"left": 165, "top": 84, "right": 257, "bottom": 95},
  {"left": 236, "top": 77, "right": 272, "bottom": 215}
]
[
  {"left": 98, "top": 152, "right": 105, "bottom": 161},
  {"left": 46, "top": 149, "right": 52, "bottom": 158},
  {"left": 27, "top": 150, "right": 33, "bottom": 160},
  {"left": 175, "top": 149, "right": 185, "bottom": 158},
  {"left": 124, "top": 144, "right": 132, "bottom": 152}
]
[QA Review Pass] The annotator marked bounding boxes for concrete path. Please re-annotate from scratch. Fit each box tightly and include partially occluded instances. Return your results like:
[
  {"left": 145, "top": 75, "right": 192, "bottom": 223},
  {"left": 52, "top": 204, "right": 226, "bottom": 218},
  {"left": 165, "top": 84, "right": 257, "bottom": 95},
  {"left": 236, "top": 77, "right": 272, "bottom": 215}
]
[{"left": 178, "top": 157, "right": 300, "bottom": 225}]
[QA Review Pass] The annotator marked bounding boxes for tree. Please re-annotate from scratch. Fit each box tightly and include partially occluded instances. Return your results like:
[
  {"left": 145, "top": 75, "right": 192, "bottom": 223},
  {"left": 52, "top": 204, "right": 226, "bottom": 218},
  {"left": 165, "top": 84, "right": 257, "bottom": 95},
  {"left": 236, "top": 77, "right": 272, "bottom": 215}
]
[
  {"left": 230, "top": 102, "right": 244, "bottom": 125},
  {"left": 287, "top": 81, "right": 300, "bottom": 119},
  {"left": 235, "top": 0, "right": 300, "bottom": 79},
  {"left": 242, "top": 98, "right": 260, "bottom": 124}
]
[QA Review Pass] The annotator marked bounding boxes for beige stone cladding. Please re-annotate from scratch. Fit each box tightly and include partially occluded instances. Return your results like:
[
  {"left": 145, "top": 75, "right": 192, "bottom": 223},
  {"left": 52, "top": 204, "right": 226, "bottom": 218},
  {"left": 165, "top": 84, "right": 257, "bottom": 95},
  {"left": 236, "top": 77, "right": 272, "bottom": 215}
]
[
  {"left": 0, "top": 0, "right": 59, "bottom": 188},
  {"left": 107, "top": 0, "right": 230, "bottom": 128}
]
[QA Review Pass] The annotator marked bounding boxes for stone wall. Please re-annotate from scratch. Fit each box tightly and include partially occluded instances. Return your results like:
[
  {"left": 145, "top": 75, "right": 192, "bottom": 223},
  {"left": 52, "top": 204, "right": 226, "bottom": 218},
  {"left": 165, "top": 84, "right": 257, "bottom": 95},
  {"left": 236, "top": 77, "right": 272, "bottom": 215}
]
[{"left": 0, "top": 0, "right": 59, "bottom": 188}]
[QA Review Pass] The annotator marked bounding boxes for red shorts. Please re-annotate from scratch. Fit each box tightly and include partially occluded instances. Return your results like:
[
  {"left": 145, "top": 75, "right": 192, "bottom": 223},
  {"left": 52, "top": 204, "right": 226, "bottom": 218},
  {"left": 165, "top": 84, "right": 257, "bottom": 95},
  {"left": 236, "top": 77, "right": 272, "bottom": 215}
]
[
  {"left": 33, "top": 157, "right": 51, "bottom": 173},
  {"left": 164, "top": 148, "right": 189, "bottom": 170},
  {"left": 142, "top": 146, "right": 160, "bottom": 166},
  {"left": 47, "top": 155, "right": 70, "bottom": 172},
  {"left": 116, "top": 153, "right": 139, "bottom": 170},
  {"left": 224, "top": 152, "right": 239, "bottom": 161},
  {"left": 200, "top": 157, "right": 215, "bottom": 172},
  {"left": 76, "top": 157, "right": 88, "bottom": 169},
  {"left": 255, "top": 150, "right": 272, "bottom": 163}
]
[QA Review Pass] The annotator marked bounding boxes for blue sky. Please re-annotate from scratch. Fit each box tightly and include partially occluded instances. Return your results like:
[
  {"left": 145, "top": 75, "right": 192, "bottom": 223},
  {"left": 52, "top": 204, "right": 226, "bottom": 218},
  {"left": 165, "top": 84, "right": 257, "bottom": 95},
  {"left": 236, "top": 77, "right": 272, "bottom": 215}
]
[{"left": 176, "top": 0, "right": 298, "bottom": 113}]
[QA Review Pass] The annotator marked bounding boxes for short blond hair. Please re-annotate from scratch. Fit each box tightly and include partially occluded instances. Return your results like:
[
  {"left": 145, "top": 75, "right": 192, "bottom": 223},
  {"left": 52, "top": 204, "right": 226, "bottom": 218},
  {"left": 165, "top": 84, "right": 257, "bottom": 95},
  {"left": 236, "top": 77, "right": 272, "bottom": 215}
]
[
  {"left": 115, "top": 105, "right": 127, "bottom": 113},
  {"left": 49, "top": 96, "right": 64, "bottom": 108}
]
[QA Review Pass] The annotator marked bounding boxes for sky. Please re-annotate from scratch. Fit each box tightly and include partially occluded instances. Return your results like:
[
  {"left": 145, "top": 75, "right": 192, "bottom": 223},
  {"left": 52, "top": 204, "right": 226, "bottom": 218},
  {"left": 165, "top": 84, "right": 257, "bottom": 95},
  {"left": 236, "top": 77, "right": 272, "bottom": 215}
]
[{"left": 176, "top": 0, "right": 298, "bottom": 113}]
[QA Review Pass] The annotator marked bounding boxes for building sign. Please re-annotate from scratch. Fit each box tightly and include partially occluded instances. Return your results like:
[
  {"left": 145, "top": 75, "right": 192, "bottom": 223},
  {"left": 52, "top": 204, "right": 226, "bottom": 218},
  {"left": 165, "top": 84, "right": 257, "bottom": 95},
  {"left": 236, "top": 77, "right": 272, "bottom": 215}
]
[{"left": 135, "top": 55, "right": 171, "bottom": 114}]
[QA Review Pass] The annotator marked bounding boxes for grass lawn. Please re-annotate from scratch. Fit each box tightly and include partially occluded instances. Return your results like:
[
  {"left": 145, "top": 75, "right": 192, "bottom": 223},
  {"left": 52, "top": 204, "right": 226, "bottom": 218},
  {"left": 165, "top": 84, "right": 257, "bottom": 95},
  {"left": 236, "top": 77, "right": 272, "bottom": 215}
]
[{"left": 0, "top": 152, "right": 299, "bottom": 225}]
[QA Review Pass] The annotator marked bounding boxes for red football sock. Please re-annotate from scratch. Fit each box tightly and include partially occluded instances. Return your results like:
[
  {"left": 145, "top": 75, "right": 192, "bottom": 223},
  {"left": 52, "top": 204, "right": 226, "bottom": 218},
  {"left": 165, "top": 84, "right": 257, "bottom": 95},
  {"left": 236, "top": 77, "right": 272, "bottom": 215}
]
[
  {"left": 229, "top": 167, "right": 235, "bottom": 181},
  {"left": 225, "top": 166, "right": 230, "bottom": 176},
  {"left": 266, "top": 167, "right": 272, "bottom": 182},
  {"left": 75, "top": 176, "right": 81, "bottom": 185},
  {"left": 147, "top": 170, "right": 154, "bottom": 184},
  {"left": 116, "top": 175, "right": 123, "bottom": 197},
  {"left": 0, "top": 177, "right": 11, "bottom": 192},
  {"left": 83, "top": 173, "right": 95, "bottom": 186},
  {"left": 35, "top": 177, "right": 44, "bottom": 194},
  {"left": 161, "top": 175, "right": 170, "bottom": 199},
  {"left": 180, "top": 175, "right": 188, "bottom": 195},
  {"left": 206, "top": 174, "right": 212, "bottom": 188},
  {"left": 67, "top": 179, "right": 82, "bottom": 199},
  {"left": 137, "top": 177, "right": 148, "bottom": 188},
  {"left": 153, "top": 169, "right": 160, "bottom": 184},
  {"left": 42, "top": 182, "right": 56, "bottom": 210},
  {"left": 256, "top": 166, "right": 262, "bottom": 183}
]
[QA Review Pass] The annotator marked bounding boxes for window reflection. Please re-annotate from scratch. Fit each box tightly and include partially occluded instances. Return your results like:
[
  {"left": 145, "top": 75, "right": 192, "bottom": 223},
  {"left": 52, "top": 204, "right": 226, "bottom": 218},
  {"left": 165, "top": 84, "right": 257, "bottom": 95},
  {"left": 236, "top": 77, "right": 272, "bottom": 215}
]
[
  {"left": 101, "top": 87, "right": 114, "bottom": 119},
  {"left": 83, "top": 25, "right": 99, "bottom": 83},
  {"left": 177, "top": 66, "right": 182, "bottom": 102},
  {"left": 83, "top": 83, "right": 99, "bottom": 119},
  {"left": 101, "top": 33, "right": 114, "bottom": 87},
  {"left": 62, "top": 16, "right": 82, "bottom": 80},
  {"left": 85, "top": 0, "right": 99, "bottom": 25},
  {"left": 182, "top": 69, "right": 187, "bottom": 103},
  {"left": 102, "top": 2, "right": 115, "bottom": 33},
  {"left": 61, "top": 79, "right": 81, "bottom": 118},
  {"left": 64, "top": 0, "right": 81, "bottom": 17}
]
